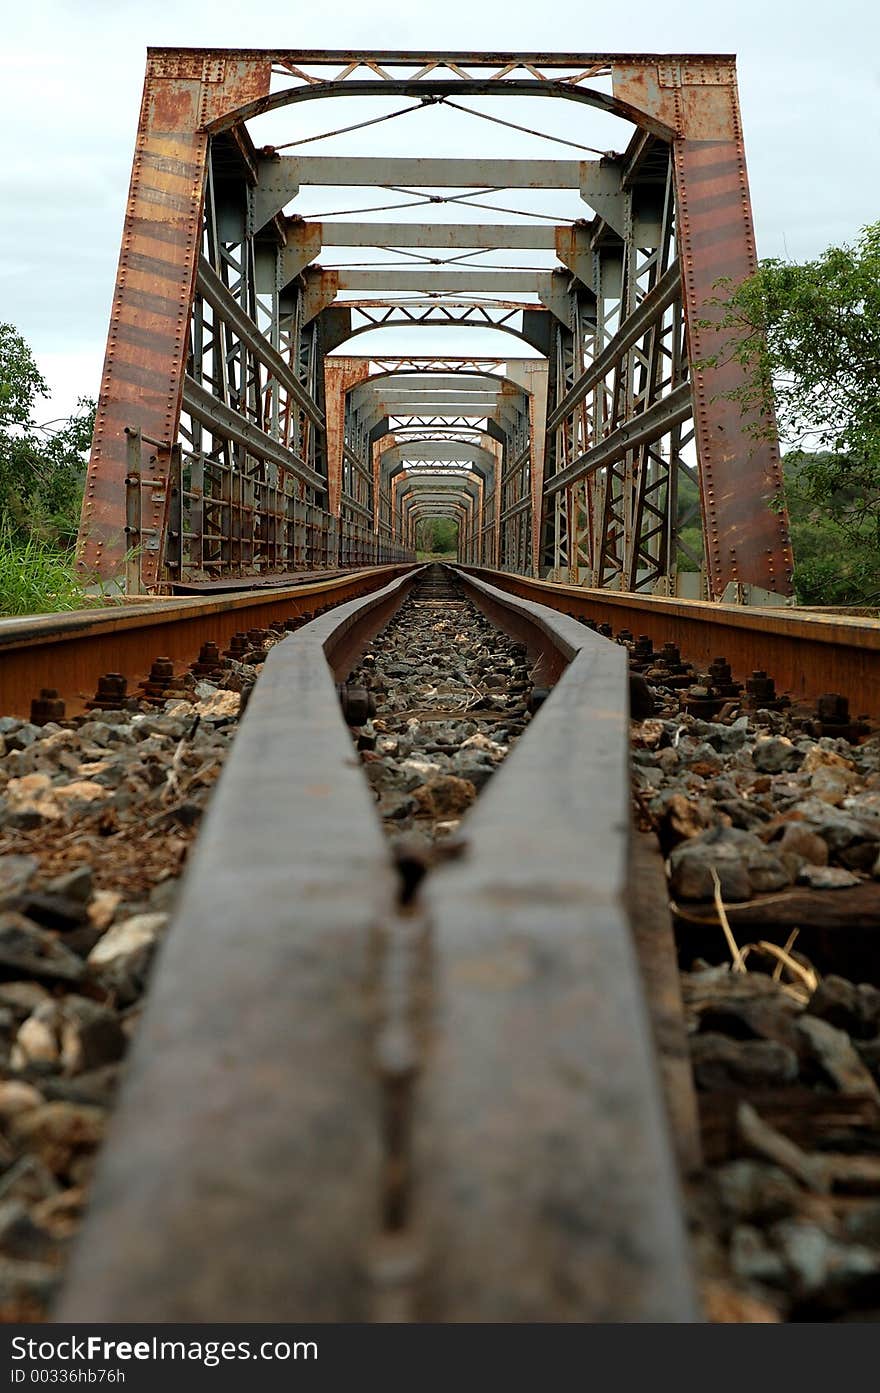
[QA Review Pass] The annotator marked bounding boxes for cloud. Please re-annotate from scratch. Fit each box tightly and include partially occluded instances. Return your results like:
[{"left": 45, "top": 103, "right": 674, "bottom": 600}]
[{"left": 2, "top": 0, "right": 878, "bottom": 411}]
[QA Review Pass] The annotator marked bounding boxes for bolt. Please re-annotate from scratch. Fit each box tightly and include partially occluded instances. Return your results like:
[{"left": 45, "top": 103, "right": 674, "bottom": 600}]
[
  {"left": 337, "top": 684, "right": 376, "bottom": 727},
  {"left": 144, "top": 657, "right": 174, "bottom": 686},
  {"left": 633, "top": 635, "right": 654, "bottom": 662},
  {"left": 30, "top": 689, "right": 65, "bottom": 726},
  {"left": 709, "top": 656, "right": 733, "bottom": 684},
  {"left": 191, "top": 641, "right": 224, "bottom": 676},
  {"left": 816, "top": 692, "right": 849, "bottom": 724},
  {"left": 747, "top": 670, "right": 775, "bottom": 699},
  {"left": 87, "top": 673, "right": 129, "bottom": 711}
]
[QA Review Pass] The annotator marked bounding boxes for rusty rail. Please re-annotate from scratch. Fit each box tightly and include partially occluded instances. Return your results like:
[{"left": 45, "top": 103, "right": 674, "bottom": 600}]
[
  {"left": 0, "top": 565, "right": 416, "bottom": 719},
  {"left": 55, "top": 565, "right": 696, "bottom": 1322},
  {"left": 459, "top": 567, "right": 880, "bottom": 719}
]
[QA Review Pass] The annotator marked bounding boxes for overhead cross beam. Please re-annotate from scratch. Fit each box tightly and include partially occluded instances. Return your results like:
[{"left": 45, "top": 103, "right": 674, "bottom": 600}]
[{"left": 313, "top": 222, "right": 560, "bottom": 249}]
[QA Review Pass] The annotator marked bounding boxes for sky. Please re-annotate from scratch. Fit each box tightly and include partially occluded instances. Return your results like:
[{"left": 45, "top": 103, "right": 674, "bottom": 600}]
[{"left": 1, "top": 0, "right": 877, "bottom": 421}]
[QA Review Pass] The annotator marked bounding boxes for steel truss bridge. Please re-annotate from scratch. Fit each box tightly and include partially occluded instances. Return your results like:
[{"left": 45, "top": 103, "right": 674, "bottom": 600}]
[{"left": 78, "top": 49, "right": 794, "bottom": 602}]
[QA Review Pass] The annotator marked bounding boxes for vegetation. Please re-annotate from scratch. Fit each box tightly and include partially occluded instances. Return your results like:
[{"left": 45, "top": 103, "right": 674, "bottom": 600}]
[
  {"left": 0, "top": 323, "right": 95, "bottom": 614},
  {"left": 675, "top": 455, "right": 880, "bottom": 605},
  {"left": 415, "top": 516, "right": 458, "bottom": 559},
  {"left": 700, "top": 221, "right": 880, "bottom": 605},
  {"left": 0, "top": 520, "right": 93, "bottom": 616},
  {"left": 1, "top": 323, "right": 94, "bottom": 547}
]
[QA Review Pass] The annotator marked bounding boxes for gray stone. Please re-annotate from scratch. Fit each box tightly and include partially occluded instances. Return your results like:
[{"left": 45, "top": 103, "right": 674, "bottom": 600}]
[
  {"left": 730, "top": 1224, "right": 787, "bottom": 1284},
  {"left": 752, "top": 737, "right": 805, "bottom": 774},
  {"left": 796, "top": 1015, "right": 880, "bottom": 1100},
  {"left": 796, "top": 864, "right": 861, "bottom": 889},
  {"left": 0, "top": 982, "right": 51, "bottom": 1017},
  {"left": 59, "top": 996, "right": 127, "bottom": 1074},
  {"left": 770, "top": 1219, "right": 880, "bottom": 1297},
  {"left": 42, "top": 1065, "right": 121, "bottom": 1110},
  {"left": 742, "top": 843, "right": 792, "bottom": 893},
  {"left": 0, "top": 1200, "right": 58, "bottom": 1262},
  {"left": 807, "top": 976, "right": 865, "bottom": 1036},
  {"left": 87, "top": 912, "right": 167, "bottom": 1001},
  {"left": 3, "top": 724, "right": 40, "bottom": 753},
  {"left": 452, "top": 755, "right": 496, "bottom": 790},
  {"left": 0, "top": 915, "right": 85, "bottom": 983},
  {"left": 690, "top": 1032, "right": 799, "bottom": 1089},
  {"left": 713, "top": 1160, "right": 800, "bottom": 1223},
  {"left": 0, "top": 1256, "right": 59, "bottom": 1308},
  {"left": 0, "top": 856, "right": 38, "bottom": 899},
  {"left": 668, "top": 826, "right": 757, "bottom": 902},
  {"left": 0, "top": 1156, "right": 59, "bottom": 1205},
  {"left": 378, "top": 791, "right": 417, "bottom": 821}
]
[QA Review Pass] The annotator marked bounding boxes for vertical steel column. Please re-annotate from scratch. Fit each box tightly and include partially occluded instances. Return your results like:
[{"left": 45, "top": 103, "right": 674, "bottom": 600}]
[
  {"left": 508, "top": 362, "right": 549, "bottom": 579},
  {"left": 613, "top": 58, "right": 793, "bottom": 597},
  {"left": 77, "top": 52, "right": 270, "bottom": 583},
  {"left": 323, "top": 357, "right": 371, "bottom": 519}
]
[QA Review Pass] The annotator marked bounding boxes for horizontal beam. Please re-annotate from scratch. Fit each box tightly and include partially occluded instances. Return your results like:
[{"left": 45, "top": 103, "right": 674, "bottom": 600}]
[
  {"left": 500, "top": 496, "right": 531, "bottom": 522},
  {"left": 402, "top": 471, "right": 474, "bottom": 484},
  {"left": 361, "top": 390, "right": 503, "bottom": 404},
  {"left": 182, "top": 378, "right": 327, "bottom": 494},
  {"left": 338, "top": 271, "right": 553, "bottom": 294},
  {"left": 346, "top": 298, "right": 536, "bottom": 310},
  {"left": 384, "top": 443, "right": 495, "bottom": 462},
  {"left": 345, "top": 356, "right": 535, "bottom": 365},
  {"left": 371, "top": 404, "right": 500, "bottom": 418},
  {"left": 545, "top": 382, "right": 692, "bottom": 497},
  {"left": 281, "top": 156, "right": 585, "bottom": 188},
  {"left": 384, "top": 405, "right": 494, "bottom": 415},
  {"left": 360, "top": 383, "right": 506, "bottom": 399},
  {"left": 354, "top": 374, "right": 511, "bottom": 394},
  {"left": 168, "top": 49, "right": 732, "bottom": 64},
  {"left": 315, "top": 222, "right": 559, "bottom": 249}
]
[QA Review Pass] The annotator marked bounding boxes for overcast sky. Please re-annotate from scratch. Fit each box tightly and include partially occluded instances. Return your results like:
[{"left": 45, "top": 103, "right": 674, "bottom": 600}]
[{"left": 2, "top": 0, "right": 877, "bottom": 419}]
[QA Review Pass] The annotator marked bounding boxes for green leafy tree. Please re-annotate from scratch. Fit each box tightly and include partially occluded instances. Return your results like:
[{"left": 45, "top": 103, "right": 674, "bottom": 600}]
[
  {"left": 709, "top": 221, "right": 880, "bottom": 548},
  {"left": 416, "top": 517, "right": 458, "bottom": 556},
  {"left": 0, "top": 323, "right": 95, "bottom": 546}
]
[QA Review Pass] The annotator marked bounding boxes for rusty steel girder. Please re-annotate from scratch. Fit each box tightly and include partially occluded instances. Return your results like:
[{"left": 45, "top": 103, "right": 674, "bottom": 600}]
[{"left": 77, "top": 49, "right": 792, "bottom": 600}]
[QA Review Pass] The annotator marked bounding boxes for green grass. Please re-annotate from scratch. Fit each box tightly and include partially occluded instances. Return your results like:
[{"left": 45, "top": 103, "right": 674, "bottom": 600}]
[{"left": 0, "top": 524, "right": 95, "bottom": 616}]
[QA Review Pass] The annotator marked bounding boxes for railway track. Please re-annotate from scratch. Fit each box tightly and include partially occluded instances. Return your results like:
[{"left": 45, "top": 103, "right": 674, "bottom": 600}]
[
  {"left": 0, "top": 565, "right": 415, "bottom": 721},
  {"left": 1, "top": 567, "right": 880, "bottom": 1321}
]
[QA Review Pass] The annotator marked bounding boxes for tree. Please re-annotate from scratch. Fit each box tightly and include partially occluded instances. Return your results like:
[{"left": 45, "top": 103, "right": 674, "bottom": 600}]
[
  {"left": 416, "top": 517, "right": 458, "bottom": 556},
  {"left": 0, "top": 323, "right": 95, "bottom": 546},
  {"left": 709, "top": 221, "right": 880, "bottom": 550}
]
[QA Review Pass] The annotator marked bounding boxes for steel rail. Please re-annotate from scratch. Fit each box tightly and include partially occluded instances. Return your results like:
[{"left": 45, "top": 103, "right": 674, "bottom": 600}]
[
  {"left": 55, "top": 565, "right": 696, "bottom": 1322},
  {"left": 458, "top": 566, "right": 880, "bottom": 718},
  {"left": 0, "top": 566, "right": 415, "bottom": 719}
]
